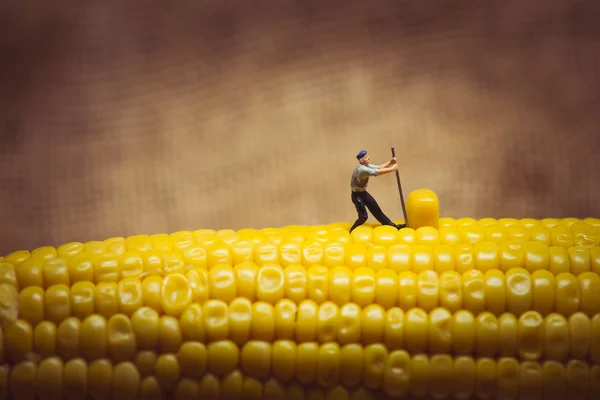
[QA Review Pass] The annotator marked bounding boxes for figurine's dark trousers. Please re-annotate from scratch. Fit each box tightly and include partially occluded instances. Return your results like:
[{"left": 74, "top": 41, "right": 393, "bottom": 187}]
[{"left": 349, "top": 190, "right": 396, "bottom": 232}]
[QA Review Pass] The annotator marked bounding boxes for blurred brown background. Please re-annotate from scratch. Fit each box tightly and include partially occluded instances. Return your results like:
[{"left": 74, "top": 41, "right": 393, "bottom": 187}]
[{"left": 0, "top": 0, "right": 599, "bottom": 255}]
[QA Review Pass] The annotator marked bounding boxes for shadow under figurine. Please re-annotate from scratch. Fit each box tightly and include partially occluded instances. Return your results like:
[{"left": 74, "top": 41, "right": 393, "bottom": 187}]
[{"left": 349, "top": 149, "right": 408, "bottom": 233}]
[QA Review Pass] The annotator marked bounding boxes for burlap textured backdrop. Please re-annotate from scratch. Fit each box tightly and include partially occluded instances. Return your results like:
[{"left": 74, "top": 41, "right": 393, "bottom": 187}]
[{"left": 0, "top": 0, "right": 599, "bottom": 255}]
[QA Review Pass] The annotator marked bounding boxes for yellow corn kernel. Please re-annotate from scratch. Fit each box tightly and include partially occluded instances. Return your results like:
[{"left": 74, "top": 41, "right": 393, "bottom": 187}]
[
  {"left": 571, "top": 222, "right": 599, "bottom": 247},
  {"left": 507, "top": 225, "right": 531, "bottom": 242},
  {"left": 282, "top": 265, "right": 306, "bottom": 304},
  {"left": 134, "top": 351, "right": 157, "bottom": 377},
  {"left": 141, "top": 276, "right": 163, "bottom": 313},
  {"left": 550, "top": 224, "right": 574, "bottom": 247},
  {"left": 250, "top": 301, "right": 275, "bottom": 342},
  {"left": 327, "top": 267, "right": 351, "bottom": 306},
  {"left": 462, "top": 270, "right": 485, "bottom": 315},
  {"left": 45, "top": 283, "right": 71, "bottom": 324},
  {"left": 274, "top": 299, "right": 297, "bottom": 340},
  {"left": 9, "top": 361, "right": 36, "bottom": 400},
  {"left": 206, "top": 340, "right": 239, "bottom": 378},
  {"left": 397, "top": 228, "right": 416, "bottom": 245},
  {"left": 295, "top": 342, "right": 319, "bottom": 384},
  {"left": 304, "top": 265, "right": 326, "bottom": 303},
  {"left": 66, "top": 253, "right": 94, "bottom": 284},
  {"left": 228, "top": 297, "right": 252, "bottom": 345},
  {"left": 240, "top": 340, "right": 271, "bottom": 379},
  {"left": 404, "top": 308, "right": 427, "bottom": 353},
  {"left": 409, "top": 354, "right": 429, "bottom": 397},
  {"left": 4, "top": 319, "right": 33, "bottom": 362},
  {"left": 372, "top": 226, "right": 398, "bottom": 247},
  {"left": 373, "top": 269, "right": 396, "bottom": 309},
  {"left": 104, "top": 237, "right": 125, "bottom": 256},
  {"left": 295, "top": 300, "right": 318, "bottom": 343},
  {"left": 439, "top": 226, "right": 461, "bottom": 245},
  {"left": 35, "top": 357, "right": 63, "bottom": 399},
  {"left": 363, "top": 344, "right": 389, "bottom": 389},
  {"left": 126, "top": 235, "right": 152, "bottom": 252},
  {"left": 118, "top": 252, "right": 144, "bottom": 279},
  {"left": 302, "top": 241, "right": 324, "bottom": 266},
  {"left": 112, "top": 362, "right": 141, "bottom": 400},
  {"left": 180, "top": 303, "right": 205, "bottom": 342},
  {"left": 483, "top": 224, "right": 507, "bottom": 242},
  {"left": 503, "top": 313, "right": 522, "bottom": 358},
  {"left": 542, "top": 360, "right": 566, "bottom": 400},
  {"left": 361, "top": 304, "right": 385, "bottom": 346},
  {"left": 33, "top": 320, "right": 56, "bottom": 358},
  {"left": 255, "top": 241, "right": 279, "bottom": 265},
  {"left": 591, "top": 315, "right": 600, "bottom": 364},
  {"left": 16, "top": 258, "right": 44, "bottom": 288},
  {"left": 518, "top": 311, "right": 544, "bottom": 361},
  {"left": 569, "top": 312, "right": 591, "bottom": 360},
  {"left": 577, "top": 272, "right": 600, "bottom": 317},
  {"left": 438, "top": 217, "right": 456, "bottom": 227},
  {"left": 57, "top": 242, "right": 84, "bottom": 259},
  {"left": 80, "top": 314, "right": 107, "bottom": 361},
  {"left": 171, "top": 230, "right": 195, "bottom": 252},
  {"left": 415, "top": 226, "right": 440, "bottom": 246},
  {"left": 433, "top": 245, "right": 455, "bottom": 274},
  {"left": 18, "top": 286, "right": 44, "bottom": 326},
  {"left": 338, "top": 303, "right": 361, "bottom": 345},
  {"left": 106, "top": 314, "right": 136, "bottom": 362},
  {"left": 323, "top": 242, "right": 345, "bottom": 268},
  {"left": 544, "top": 313, "right": 569, "bottom": 362},
  {"left": 483, "top": 269, "right": 505, "bottom": 316},
  {"left": 173, "top": 378, "right": 199, "bottom": 400},
  {"left": 505, "top": 268, "right": 532, "bottom": 316},
  {"left": 158, "top": 315, "right": 182, "bottom": 354},
  {"left": 406, "top": 188, "right": 439, "bottom": 229},
  {"left": 161, "top": 273, "right": 192, "bottom": 317},
  {"left": 459, "top": 225, "right": 484, "bottom": 245},
  {"left": 438, "top": 270, "right": 462, "bottom": 313},
  {"left": 454, "top": 244, "right": 475, "bottom": 274},
  {"left": 180, "top": 245, "right": 206, "bottom": 271},
  {"left": 428, "top": 307, "right": 452, "bottom": 354},
  {"left": 548, "top": 246, "right": 570, "bottom": 275},
  {"left": 556, "top": 272, "right": 580, "bottom": 316},
  {"left": 351, "top": 267, "right": 375, "bottom": 308},
  {"left": 366, "top": 245, "right": 387, "bottom": 271},
  {"left": 521, "top": 241, "right": 549, "bottom": 273},
  {"left": 381, "top": 349, "right": 410, "bottom": 397},
  {"left": 476, "top": 312, "right": 499, "bottom": 357},
  {"left": 271, "top": 340, "right": 296, "bottom": 382},
  {"left": 417, "top": 270, "right": 439, "bottom": 311},
  {"left": 131, "top": 307, "right": 159, "bottom": 350},
  {"left": 43, "top": 257, "right": 69, "bottom": 287},
  {"left": 117, "top": 278, "right": 143, "bottom": 316},
  {"left": 277, "top": 240, "right": 300, "bottom": 267},
  {"left": 87, "top": 359, "right": 113, "bottom": 400},
  {"left": 316, "top": 301, "right": 339, "bottom": 343},
  {"left": 350, "top": 226, "right": 372, "bottom": 246},
  {"left": 94, "top": 282, "right": 118, "bottom": 319},
  {"left": 57, "top": 317, "right": 81, "bottom": 360},
  {"left": 93, "top": 253, "right": 121, "bottom": 283},
  {"left": 317, "top": 342, "right": 341, "bottom": 388},
  {"left": 569, "top": 246, "right": 591, "bottom": 275},
  {"left": 177, "top": 342, "right": 207, "bottom": 378},
  {"left": 141, "top": 250, "right": 164, "bottom": 277},
  {"left": 473, "top": 242, "right": 500, "bottom": 272},
  {"left": 566, "top": 360, "right": 590, "bottom": 400},
  {"left": 498, "top": 241, "right": 523, "bottom": 273},
  {"left": 257, "top": 264, "right": 285, "bottom": 305},
  {"left": 155, "top": 353, "right": 181, "bottom": 392},
  {"left": 205, "top": 240, "right": 232, "bottom": 267},
  {"left": 229, "top": 240, "right": 254, "bottom": 266},
  {"left": 5, "top": 250, "right": 30, "bottom": 265},
  {"left": 387, "top": 245, "right": 411, "bottom": 273},
  {"left": 451, "top": 310, "right": 475, "bottom": 355},
  {"left": 162, "top": 251, "right": 186, "bottom": 276},
  {"left": 344, "top": 244, "right": 367, "bottom": 270},
  {"left": 383, "top": 307, "right": 404, "bottom": 350},
  {"left": 411, "top": 245, "right": 433, "bottom": 273},
  {"left": 530, "top": 270, "right": 555, "bottom": 316},
  {"left": 0, "top": 262, "right": 17, "bottom": 291}
]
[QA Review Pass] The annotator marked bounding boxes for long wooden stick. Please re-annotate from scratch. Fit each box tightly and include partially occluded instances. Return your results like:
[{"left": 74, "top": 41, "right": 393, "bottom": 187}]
[{"left": 391, "top": 146, "right": 409, "bottom": 227}]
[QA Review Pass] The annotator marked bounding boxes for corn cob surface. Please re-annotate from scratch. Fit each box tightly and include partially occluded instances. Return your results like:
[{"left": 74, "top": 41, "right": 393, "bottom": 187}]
[{"left": 1, "top": 188, "right": 599, "bottom": 399}]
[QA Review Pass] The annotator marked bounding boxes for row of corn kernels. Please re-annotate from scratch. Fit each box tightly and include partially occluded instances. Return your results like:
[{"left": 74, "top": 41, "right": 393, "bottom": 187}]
[
  {"left": 4, "top": 300, "right": 600, "bottom": 364},
  {"left": 8, "top": 266, "right": 600, "bottom": 323},
  {"left": 3, "top": 242, "right": 600, "bottom": 292},
  {"left": 3, "top": 349, "right": 600, "bottom": 400},
  {"left": 2, "top": 218, "right": 598, "bottom": 265}
]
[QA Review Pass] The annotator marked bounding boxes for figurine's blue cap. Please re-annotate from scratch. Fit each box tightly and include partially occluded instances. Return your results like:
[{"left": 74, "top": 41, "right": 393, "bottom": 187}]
[{"left": 356, "top": 150, "right": 367, "bottom": 160}]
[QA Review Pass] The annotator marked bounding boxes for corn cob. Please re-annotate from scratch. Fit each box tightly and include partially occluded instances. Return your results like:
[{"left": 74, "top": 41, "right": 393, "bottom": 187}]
[
  {"left": 2, "top": 188, "right": 599, "bottom": 400},
  {"left": 3, "top": 349, "right": 600, "bottom": 399}
]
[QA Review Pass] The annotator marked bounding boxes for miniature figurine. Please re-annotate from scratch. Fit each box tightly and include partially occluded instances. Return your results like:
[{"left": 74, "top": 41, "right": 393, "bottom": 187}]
[{"left": 349, "top": 150, "right": 408, "bottom": 232}]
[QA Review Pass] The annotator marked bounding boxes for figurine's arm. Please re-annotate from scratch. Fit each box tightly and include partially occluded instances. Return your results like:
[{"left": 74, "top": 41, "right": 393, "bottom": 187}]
[{"left": 376, "top": 163, "right": 398, "bottom": 176}]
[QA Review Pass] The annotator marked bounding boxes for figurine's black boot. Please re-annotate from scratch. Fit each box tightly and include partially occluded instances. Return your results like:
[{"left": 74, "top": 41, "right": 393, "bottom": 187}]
[{"left": 395, "top": 224, "right": 407, "bottom": 230}]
